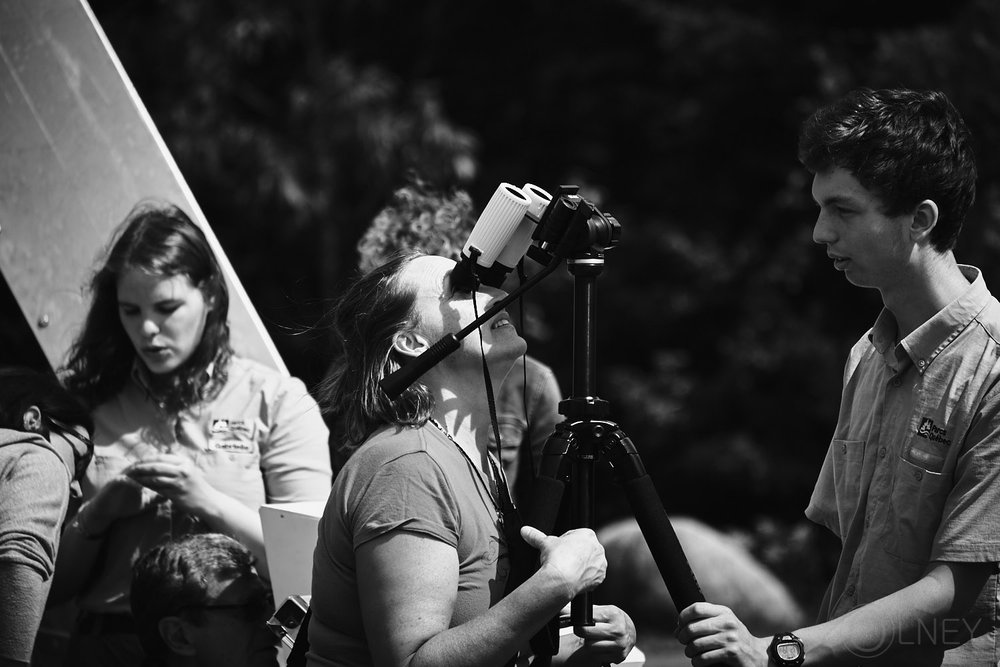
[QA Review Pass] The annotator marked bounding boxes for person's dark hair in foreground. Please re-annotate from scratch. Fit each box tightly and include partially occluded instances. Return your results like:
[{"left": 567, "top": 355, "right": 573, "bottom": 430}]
[
  {"left": 131, "top": 533, "right": 277, "bottom": 667},
  {"left": 0, "top": 367, "right": 94, "bottom": 666},
  {"left": 677, "top": 88, "right": 999, "bottom": 666},
  {"left": 309, "top": 252, "right": 636, "bottom": 666}
]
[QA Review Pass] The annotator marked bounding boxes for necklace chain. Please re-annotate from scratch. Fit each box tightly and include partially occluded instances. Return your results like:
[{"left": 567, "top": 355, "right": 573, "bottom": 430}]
[{"left": 428, "top": 418, "right": 506, "bottom": 526}]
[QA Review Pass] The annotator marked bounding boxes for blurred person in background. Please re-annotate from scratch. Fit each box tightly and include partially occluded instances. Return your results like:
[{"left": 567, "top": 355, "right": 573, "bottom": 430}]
[
  {"left": 0, "top": 367, "right": 94, "bottom": 667},
  {"left": 677, "top": 89, "right": 999, "bottom": 666},
  {"left": 130, "top": 532, "right": 277, "bottom": 667},
  {"left": 54, "top": 201, "right": 332, "bottom": 666},
  {"left": 352, "top": 179, "right": 562, "bottom": 507},
  {"left": 308, "top": 251, "right": 635, "bottom": 666}
]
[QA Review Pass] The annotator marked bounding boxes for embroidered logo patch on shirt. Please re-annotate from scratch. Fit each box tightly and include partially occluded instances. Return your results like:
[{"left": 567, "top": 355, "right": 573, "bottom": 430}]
[
  {"left": 909, "top": 417, "right": 951, "bottom": 471},
  {"left": 209, "top": 419, "right": 256, "bottom": 454},
  {"left": 915, "top": 417, "right": 952, "bottom": 447}
]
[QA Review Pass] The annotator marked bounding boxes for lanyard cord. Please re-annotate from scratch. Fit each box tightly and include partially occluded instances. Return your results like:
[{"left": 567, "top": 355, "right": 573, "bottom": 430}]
[
  {"left": 428, "top": 417, "right": 507, "bottom": 525},
  {"left": 471, "top": 283, "right": 515, "bottom": 505}
]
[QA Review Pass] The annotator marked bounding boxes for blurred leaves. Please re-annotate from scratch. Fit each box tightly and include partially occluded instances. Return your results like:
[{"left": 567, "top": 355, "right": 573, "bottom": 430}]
[{"left": 85, "top": 0, "right": 1000, "bottom": 528}]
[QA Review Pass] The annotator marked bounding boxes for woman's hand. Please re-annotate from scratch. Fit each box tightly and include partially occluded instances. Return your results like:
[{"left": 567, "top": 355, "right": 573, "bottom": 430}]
[
  {"left": 124, "top": 454, "right": 220, "bottom": 515},
  {"left": 561, "top": 605, "right": 637, "bottom": 666},
  {"left": 521, "top": 526, "right": 607, "bottom": 600},
  {"left": 82, "top": 475, "right": 158, "bottom": 534}
]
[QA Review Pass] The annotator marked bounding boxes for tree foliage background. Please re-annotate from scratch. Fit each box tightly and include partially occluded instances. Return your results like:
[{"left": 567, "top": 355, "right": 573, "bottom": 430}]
[
  {"left": 4, "top": 0, "right": 999, "bottom": 607},
  {"left": 83, "top": 0, "right": 1000, "bottom": 524}
]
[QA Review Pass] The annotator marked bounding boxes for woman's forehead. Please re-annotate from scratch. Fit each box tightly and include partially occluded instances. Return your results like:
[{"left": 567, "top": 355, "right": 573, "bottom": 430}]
[
  {"left": 400, "top": 255, "right": 457, "bottom": 297},
  {"left": 116, "top": 269, "right": 197, "bottom": 300}
]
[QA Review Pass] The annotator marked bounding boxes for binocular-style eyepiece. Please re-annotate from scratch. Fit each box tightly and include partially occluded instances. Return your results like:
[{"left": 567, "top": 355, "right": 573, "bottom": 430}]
[{"left": 450, "top": 182, "right": 620, "bottom": 293}]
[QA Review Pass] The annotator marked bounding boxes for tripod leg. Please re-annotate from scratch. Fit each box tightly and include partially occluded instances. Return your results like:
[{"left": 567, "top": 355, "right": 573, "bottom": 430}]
[
  {"left": 519, "top": 426, "right": 576, "bottom": 663},
  {"left": 523, "top": 426, "right": 573, "bottom": 534},
  {"left": 622, "top": 475, "right": 705, "bottom": 610},
  {"left": 570, "top": 452, "right": 596, "bottom": 629},
  {"left": 524, "top": 476, "right": 567, "bottom": 535},
  {"left": 532, "top": 422, "right": 601, "bottom": 631},
  {"left": 605, "top": 428, "right": 706, "bottom": 610}
]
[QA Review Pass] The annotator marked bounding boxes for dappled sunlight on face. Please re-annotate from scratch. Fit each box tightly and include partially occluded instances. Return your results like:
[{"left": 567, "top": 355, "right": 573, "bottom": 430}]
[{"left": 398, "top": 255, "right": 527, "bottom": 372}]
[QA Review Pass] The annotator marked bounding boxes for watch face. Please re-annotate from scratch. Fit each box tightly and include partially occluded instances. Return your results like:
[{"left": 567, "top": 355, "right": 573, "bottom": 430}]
[{"left": 776, "top": 642, "right": 802, "bottom": 660}]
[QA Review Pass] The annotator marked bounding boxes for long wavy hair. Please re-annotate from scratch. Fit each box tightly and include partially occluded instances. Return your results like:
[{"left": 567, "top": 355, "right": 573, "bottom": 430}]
[
  {"left": 316, "top": 251, "right": 434, "bottom": 469},
  {"left": 63, "top": 201, "right": 232, "bottom": 412}
]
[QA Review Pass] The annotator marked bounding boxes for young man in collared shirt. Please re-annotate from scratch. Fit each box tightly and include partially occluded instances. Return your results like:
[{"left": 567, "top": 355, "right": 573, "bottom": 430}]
[{"left": 676, "top": 89, "right": 999, "bottom": 665}]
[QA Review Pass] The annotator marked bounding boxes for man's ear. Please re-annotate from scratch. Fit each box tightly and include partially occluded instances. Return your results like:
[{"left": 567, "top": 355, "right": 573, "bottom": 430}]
[
  {"left": 21, "top": 406, "right": 43, "bottom": 433},
  {"left": 392, "top": 331, "right": 430, "bottom": 359},
  {"left": 910, "top": 199, "right": 940, "bottom": 242},
  {"left": 158, "top": 616, "right": 198, "bottom": 657}
]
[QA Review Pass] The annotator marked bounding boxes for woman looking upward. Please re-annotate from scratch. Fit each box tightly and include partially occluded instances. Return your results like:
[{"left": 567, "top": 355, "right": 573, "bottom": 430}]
[{"left": 309, "top": 252, "right": 634, "bottom": 667}]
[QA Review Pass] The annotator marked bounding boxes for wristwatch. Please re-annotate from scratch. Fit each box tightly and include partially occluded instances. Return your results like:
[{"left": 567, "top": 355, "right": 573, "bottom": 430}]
[{"left": 768, "top": 632, "right": 804, "bottom": 666}]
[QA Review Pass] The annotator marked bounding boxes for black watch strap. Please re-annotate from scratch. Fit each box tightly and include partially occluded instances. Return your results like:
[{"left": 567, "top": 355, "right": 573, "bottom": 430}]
[{"left": 768, "top": 632, "right": 804, "bottom": 666}]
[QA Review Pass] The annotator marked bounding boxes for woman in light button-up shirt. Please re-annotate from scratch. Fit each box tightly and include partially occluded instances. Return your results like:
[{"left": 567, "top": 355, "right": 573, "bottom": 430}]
[{"left": 51, "top": 201, "right": 331, "bottom": 667}]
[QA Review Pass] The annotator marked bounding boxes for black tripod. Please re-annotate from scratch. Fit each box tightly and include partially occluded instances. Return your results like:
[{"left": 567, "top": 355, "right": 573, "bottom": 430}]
[
  {"left": 379, "top": 187, "right": 707, "bottom": 660},
  {"left": 524, "top": 245, "right": 706, "bottom": 648}
]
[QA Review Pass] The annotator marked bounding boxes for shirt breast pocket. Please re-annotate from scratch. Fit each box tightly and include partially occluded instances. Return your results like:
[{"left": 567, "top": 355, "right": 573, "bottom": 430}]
[
  {"left": 885, "top": 455, "right": 950, "bottom": 564},
  {"left": 903, "top": 436, "right": 948, "bottom": 474}
]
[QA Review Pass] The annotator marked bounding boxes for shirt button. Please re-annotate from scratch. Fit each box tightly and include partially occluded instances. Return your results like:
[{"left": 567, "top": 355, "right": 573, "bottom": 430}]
[
  {"left": 891, "top": 378, "right": 902, "bottom": 387},
  {"left": 841, "top": 443, "right": 847, "bottom": 454},
  {"left": 914, "top": 469, "right": 923, "bottom": 481},
  {"left": 879, "top": 447, "right": 887, "bottom": 459},
  {"left": 845, "top": 584, "right": 856, "bottom": 597},
  {"left": 917, "top": 359, "right": 927, "bottom": 370}
]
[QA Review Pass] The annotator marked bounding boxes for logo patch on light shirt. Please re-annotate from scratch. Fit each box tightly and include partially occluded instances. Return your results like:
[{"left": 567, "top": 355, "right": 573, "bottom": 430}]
[
  {"left": 915, "top": 417, "right": 951, "bottom": 447},
  {"left": 209, "top": 419, "right": 256, "bottom": 454},
  {"left": 909, "top": 417, "right": 951, "bottom": 471}
]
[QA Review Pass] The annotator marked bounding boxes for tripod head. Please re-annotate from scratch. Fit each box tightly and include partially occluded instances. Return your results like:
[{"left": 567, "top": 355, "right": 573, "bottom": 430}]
[{"left": 530, "top": 185, "right": 621, "bottom": 263}]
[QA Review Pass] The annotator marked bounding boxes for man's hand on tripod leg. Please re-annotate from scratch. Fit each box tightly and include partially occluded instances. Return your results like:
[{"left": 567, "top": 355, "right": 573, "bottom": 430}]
[{"left": 675, "top": 602, "right": 769, "bottom": 666}]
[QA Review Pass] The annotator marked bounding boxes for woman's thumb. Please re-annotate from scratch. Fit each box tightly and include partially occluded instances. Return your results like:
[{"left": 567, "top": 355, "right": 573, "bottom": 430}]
[{"left": 520, "top": 525, "right": 548, "bottom": 550}]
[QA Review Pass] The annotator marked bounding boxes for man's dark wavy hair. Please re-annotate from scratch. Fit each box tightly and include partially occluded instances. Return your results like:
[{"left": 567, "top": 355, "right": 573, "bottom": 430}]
[
  {"left": 131, "top": 533, "right": 259, "bottom": 666},
  {"left": 798, "top": 88, "right": 977, "bottom": 252},
  {"left": 316, "top": 251, "right": 433, "bottom": 470},
  {"left": 63, "top": 201, "right": 232, "bottom": 412}
]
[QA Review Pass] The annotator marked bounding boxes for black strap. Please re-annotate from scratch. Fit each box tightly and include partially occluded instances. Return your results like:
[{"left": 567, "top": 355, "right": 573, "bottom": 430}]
[
  {"left": 286, "top": 608, "right": 312, "bottom": 667},
  {"left": 497, "top": 476, "right": 559, "bottom": 665},
  {"left": 469, "top": 280, "right": 558, "bottom": 665}
]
